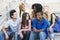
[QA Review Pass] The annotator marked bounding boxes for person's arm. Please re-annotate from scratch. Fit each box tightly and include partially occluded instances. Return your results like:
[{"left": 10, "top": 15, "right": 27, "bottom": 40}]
[
  {"left": 18, "top": 19, "right": 23, "bottom": 34},
  {"left": 33, "top": 28, "right": 39, "bottom": 32},
  {"left": 2, "top": 26, "right": 8, "bottom": 37},
  {"left": 28, "top": 20, "right": 31, "bottom": 30},
  {"left": 32, "top": 19, "right": 39, "bottom": 32},
  {"left": 39, "top": 21, "right": 48, "bottom": 32},
  {"left": 2, "top": 21, "right": 9, "bottom": 39},
  {"left": 49, "top": 14, "right": 55, "bottom": 31},
  {"left": 50, "top": 14, "right": 55, "bottom": 28},
  {"left": 18, "top": 21, "right": 21, "bottom": 33}
]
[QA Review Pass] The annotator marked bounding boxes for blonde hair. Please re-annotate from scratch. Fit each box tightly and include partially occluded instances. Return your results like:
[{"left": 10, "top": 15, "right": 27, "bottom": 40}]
[
  {"left": 19, "top": 3, "right": 24, "bottom": 10},
  {"left": 19, "top": 3, "right": 25, "bottom": 17},
  {"left": 43, "top": 5, "right": 53, "bottom": 21}
]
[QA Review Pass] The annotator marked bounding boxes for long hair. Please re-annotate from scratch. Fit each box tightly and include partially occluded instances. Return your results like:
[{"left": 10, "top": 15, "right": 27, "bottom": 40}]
[
  {"left": 21, "top": 12, "right": 30, "bottom": 27},
  {"left": 32, "top": 3, "right": 43, "bottom": 18},
  {"left": 19, "top": 3, "right": 24, "bottom": 17}
]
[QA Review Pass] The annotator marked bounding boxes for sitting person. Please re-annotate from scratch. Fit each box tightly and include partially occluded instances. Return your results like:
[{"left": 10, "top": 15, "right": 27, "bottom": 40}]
[
  {"left": 29, "top": 11, "right": 49, "bottom": 40},
  {"left": 2, "top": 10, "right": 21, "bottom": 40},
  {"left": 42, "top": 6, "right": 55, "bottom": 40},
  {"left": 18, "top": 13, "right": 31, "bottom": 40},
  {"left": 48, "top": 13, "right": 55, "bottom": 40}
]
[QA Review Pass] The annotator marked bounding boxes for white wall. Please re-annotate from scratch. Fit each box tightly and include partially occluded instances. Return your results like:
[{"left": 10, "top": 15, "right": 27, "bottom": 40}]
[{"left": 25, "top": 0, "right": 60, "bottom": 13}]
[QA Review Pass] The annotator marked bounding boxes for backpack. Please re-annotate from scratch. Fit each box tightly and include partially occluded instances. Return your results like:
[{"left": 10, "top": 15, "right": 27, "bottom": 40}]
[{"left": 51, "top": 13, "right": 60, "bottom": 32}]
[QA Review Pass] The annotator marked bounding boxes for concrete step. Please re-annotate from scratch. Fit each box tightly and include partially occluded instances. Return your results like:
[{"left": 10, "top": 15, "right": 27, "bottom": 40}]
[
  {"left": 36, "top": 33, "right": 60, "bottom": 40},
  {"left": 54, "top": 33, "right": 60, "bottom": 40}
]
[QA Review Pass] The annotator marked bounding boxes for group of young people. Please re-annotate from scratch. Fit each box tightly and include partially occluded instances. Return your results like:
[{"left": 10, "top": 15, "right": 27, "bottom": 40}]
[{"left": 0, "top": 3, "right": 55, "bottom": 40}]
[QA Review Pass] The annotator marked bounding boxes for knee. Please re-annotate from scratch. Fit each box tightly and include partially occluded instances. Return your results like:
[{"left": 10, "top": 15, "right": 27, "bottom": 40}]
[
  {"left": 39, "top": 32, "right": 46, "bottom": 37},
  {"left": 26, "top": 31, "right": 31, "bottom": 34},
  {"left": 30, "top": 32, "right": 35, "bottom": 37}
]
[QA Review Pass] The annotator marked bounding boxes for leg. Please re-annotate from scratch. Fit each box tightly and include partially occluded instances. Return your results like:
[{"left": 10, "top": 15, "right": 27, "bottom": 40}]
[
  {"left": 14, "top": 32, "right": 18, "bottom": 40},
  {"left": 19, "top": 31, "right": 23, "bottom": 39},
  {"left": 39, "top": 32, "right": 46, "bottom": 40},
  {"left": 49, "top": 29, "right": 54, "bottom": 40},
  {"left": 0, "top": 31, "right": 4, "bottom": 40},
  {"left": 29, "top": 31, "right": 37, "bottom": 40},
  {"left": 25, "top": 31, "right": 31, "bottom": 40},
  {"left": 7, "top": 31, "right": 13, "bottom": 40},
  {"left": 22, "top": 31, "right": 25, "bottom": 40}
]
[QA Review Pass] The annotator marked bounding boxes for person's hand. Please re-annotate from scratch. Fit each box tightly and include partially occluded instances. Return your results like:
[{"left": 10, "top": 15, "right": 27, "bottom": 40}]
[
  {"left": 49, "top": 27, "right": 52, "bottom": 31},
  {"left": 18, "top": 29, "right": 23, "bottom": 35},
  {"left": 33, "top": 29, "right": 38, "bottom": 32},
  {"left": 22, "top": 27, "right": 24, "bottom": 29},
  {"left": 18, "top": 30, "right": 23, "bottom": 39},
  {"left": 24, "top": 29, "right": 27, "bottom": 32},
  {"left": 40, "top": 30, "right": 44, "bottom": 32},
  {"left": 5, "top": 34, "right": 9, "bottom": 40},
  {"left": 18, "top": 31, "right": 20, "bottom": 35},
  {"left": 20, "top": 33, "right": 23, "bottom": 39}
]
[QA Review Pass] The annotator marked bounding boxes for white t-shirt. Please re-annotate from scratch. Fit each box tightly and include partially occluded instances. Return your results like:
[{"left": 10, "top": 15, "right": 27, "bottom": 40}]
[{"left": 4, "top": 18, "right": 21, "bottom": 32}]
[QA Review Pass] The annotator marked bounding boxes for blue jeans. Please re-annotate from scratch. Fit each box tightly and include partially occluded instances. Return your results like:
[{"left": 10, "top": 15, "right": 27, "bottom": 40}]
[
  {"left": 49, "top": 29, "right": 54, "bottom": 39},
  {"left": 7, "top": 31, "right": 19, "bottom": 40},
  {"left": 29, "top": 31, "right": 46, "bottom": 40},
  {"left": 0, "top": 31, "right": 4, "bottom": 40}
]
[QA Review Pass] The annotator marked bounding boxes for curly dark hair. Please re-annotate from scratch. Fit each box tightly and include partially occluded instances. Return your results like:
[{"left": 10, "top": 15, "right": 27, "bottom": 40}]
[
  {"left": 32, "top": 3, "right": 43, "bottom": 18},
  {"left": 32, "top": 3, "right": 43, "bottom": 12}
]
